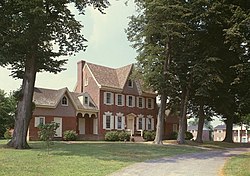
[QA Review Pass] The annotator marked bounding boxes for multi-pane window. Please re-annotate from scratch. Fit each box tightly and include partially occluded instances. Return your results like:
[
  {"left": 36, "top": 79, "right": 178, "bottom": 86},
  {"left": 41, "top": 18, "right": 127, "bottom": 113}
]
[
  {"left": 128, "top": 96, "right": 133, "bottom": 107},
  {"left": 61, "top": 96, "right": 68, "bottom": 106},
  {"left": 106, "top": 93, "right": 111, "bottom": 104},
  {"left": 106, "top": 115, "right": 111, "bottom": 129},
  {"left": 35, "top": 117, "right": 45, "bottom": 127},
  {"left": 117, "top": 116, "right": 122, "bottom": 129},
  {"left": 138, "top": 97, "right": 143, "bottom": 108},
  {"left": 148, "top": 99, "right": 152, "bottom": 109},
  {"left": 173, "top": 124, "right": 178, "bottom": 132},
  {"left": 84, "top": 96, "right": 88, "bottom": 105},
  {"left": 147, "top": 118, "right": 152, "bottom": 130},
  {"left": 128, "top": 79, "right": 133, "bottom": 87},
  {"left": 117, "top": 95, "right": 122, "bottom": 105},
  {"left": 138, "top": 118, "right": 142, "bottom": 130},
  {"left": 146, "top": 98, "right": 154, "bottom": 109}
]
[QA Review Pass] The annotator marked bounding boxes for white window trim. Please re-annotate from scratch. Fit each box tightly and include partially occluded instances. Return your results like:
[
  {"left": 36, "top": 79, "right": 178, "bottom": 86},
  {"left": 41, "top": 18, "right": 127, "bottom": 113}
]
[
  {"left": 137, "top": 97, "right": 145, "bottom": 109},
  {"left": 61, "top": 96, "right": 68, "bottom": 106},
  {"left": 115, "top": 113, "right": 125, "bottom": 130},
  {"left": 146, "top": 98, "right": 154, "bottom": 109},
  {"left": 115, "top": 94, "right": 125, "bottom": 106},
  {"left": 104, "top": 92, "right": 114, "bottom": 105},
  {"left": 103, "top": 112, "right": 114, "bottom": 130},
  {"left": 126, "top": 95, "right": 135, "bottom": 107},
  {"left": 34, "top": 116, "right": 45, "bottom": 127}
]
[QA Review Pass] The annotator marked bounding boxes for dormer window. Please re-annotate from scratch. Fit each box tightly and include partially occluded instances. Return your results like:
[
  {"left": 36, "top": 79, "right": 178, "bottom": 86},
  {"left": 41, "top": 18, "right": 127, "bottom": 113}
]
[
  {"left": 84, "top": 96, "right": 88, "bottom": 105},
  {"left": 61, "top": 96, "right": 68, "bottom": 106},
  {"left": 128, "top": 79, "right": 133, "bottom": 88}
]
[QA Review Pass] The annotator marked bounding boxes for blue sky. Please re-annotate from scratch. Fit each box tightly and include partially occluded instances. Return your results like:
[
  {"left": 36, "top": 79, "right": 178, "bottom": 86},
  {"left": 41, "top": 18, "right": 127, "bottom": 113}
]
[{"left": 0, "top": 0, "right": 137, "bottom": 93}]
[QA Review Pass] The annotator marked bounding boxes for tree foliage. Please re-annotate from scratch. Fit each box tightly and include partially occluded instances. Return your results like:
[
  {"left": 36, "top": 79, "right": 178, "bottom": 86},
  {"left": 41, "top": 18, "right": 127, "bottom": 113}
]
[
  {"left": 0, "top": 0, "right": 109, "bottom": 149},
  {"left": 0, "top": 89, "right": 16, "bottom": 137},
  {"left": 128, "top": 0, "right": 250, "bottom": 144}
]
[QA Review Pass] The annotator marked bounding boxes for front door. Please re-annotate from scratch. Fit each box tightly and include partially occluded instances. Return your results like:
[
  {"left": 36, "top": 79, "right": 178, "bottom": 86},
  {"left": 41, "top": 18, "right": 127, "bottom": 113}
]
[
  {"left": 127, "top": 115, "right": 135, "bottom": 135},
  {"left": 78, "top": 118, "right": 85, "bottom": 134},
  {"left": 85, "top": 117, "right": 93, "bottom": 134}
]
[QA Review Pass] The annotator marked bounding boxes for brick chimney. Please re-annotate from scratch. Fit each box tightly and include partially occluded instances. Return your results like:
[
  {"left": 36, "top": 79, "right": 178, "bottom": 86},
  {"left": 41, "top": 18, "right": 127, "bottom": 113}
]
[{"left": 76, "top": 60, "right": 85, "bottom": 93}]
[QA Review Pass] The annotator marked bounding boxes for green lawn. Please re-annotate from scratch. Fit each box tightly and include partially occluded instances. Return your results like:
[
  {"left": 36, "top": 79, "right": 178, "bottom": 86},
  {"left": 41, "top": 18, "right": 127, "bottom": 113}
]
[
  {"left": 0, "top": 140, "right": 203, "bottom": 176},
  {"left": 223, "top": 152, "right": 250, "bottom": 176}
]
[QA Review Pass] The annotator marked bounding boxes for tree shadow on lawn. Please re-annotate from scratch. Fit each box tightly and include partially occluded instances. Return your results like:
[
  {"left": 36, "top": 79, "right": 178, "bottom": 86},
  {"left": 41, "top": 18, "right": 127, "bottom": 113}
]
[{"left": 31, "top": 141, "right": 205, "bottom": 163}]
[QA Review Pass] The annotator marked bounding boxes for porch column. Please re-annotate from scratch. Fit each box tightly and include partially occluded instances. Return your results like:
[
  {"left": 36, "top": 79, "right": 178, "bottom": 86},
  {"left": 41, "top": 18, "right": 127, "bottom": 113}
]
[
  {"left": 238, "top": 129, "right": 240, "bottom": 143},
  {"left": 246, "top": 129, "right": 248, "bottom": 143}
]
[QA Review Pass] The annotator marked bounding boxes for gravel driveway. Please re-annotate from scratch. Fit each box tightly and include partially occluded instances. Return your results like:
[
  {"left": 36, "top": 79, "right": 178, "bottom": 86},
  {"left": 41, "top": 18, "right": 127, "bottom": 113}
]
[{"left": 109, "top": 147, "right": 250, "bottom": 176}]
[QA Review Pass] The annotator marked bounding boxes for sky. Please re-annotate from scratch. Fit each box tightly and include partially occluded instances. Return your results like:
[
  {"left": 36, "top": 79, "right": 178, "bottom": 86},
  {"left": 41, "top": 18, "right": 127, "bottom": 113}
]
[
  {"left": 0, "top": 0, "right": 137, "bottom": 93},
  {"left": 0, "top": 1, "right": 223, "bottom": 126}
]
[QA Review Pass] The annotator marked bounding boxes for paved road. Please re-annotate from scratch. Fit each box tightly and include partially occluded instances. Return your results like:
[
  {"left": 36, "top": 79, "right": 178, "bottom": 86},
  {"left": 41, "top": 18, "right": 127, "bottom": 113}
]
[{"left": 110, "top": 147, "right": 250, "bottom": 176}]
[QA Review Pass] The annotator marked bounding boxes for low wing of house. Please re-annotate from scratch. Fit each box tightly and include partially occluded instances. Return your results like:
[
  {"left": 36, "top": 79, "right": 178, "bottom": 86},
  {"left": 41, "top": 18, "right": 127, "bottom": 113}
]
[{"left": 29, "top": 87, "right": 98, "bottom": 140}]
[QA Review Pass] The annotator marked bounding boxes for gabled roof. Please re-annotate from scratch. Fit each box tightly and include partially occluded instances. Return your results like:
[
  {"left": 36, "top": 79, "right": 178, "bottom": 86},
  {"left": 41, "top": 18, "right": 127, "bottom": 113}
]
[
  {"left": 214, "top": 124, "right": 226, "bottom": 130},
  {"left": 187, "top": 125, "right": 210, "bottom": 131},
  {"left": 70, "top": 92, "right": 98, "bottom": 111},
  {"left": 86, "top": 62, "right": 133, "bottom": 89},
  {"left": 33, "top": 87, "right": 98, "bottom": 112},
  {"left": 33, "top": 87, "right": 67, "bottom": 107}
]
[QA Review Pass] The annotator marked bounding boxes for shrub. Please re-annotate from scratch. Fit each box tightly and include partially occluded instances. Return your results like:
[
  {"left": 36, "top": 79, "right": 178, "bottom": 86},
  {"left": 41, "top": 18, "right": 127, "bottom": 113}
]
[
  {"left": 105, "top": 131, "right": 119, "bottom": 141},
  {"left": 38, "top": 122, "right": 59, "bottom": 154},
  {"left": 143, "top": 131, "right": 156, "bottom": 141},
  {"left": 169, "top": 131, "right": 178, "bottom": 140},
  {"left": 105, "top": 131, "right": 130, "bottom": 141},
  {"left": 63, "top": 130, "right": 77, "bottom": 141},
  {"left": 118, "top": 131, "right": 130, "bottom": 141},
  {"left": 185, "top": 131, "right": 194, "bottom": 140},
  {"left": 4, "top": 130, "right": 12, "bottom": 139}
]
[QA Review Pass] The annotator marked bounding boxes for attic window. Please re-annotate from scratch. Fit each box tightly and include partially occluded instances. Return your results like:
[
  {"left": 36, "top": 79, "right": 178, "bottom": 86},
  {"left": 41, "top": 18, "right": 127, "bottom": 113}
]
[
  {"left": 128, "top": 79, "right": 133, "bottom": 88},
  {"left": 84, "top": 96, "right": 88, "bottom": 105},
  {"left": 61, "top": 96, "right": 68, "bottom": 106}
]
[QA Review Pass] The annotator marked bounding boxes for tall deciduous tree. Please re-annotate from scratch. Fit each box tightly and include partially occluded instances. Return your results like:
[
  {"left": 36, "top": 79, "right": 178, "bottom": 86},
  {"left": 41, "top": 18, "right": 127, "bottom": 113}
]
[
  {"left": 0, "top": 0, "right": 109, "bottom": 149},
  {"left": 127, "top": 0, "right": 191, "bottom": 144}
]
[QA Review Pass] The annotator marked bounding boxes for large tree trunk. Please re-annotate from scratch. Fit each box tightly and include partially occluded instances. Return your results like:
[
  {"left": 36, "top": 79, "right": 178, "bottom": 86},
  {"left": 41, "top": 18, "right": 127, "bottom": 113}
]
[
  {"left": 177, "top": 86, "right": 189, "bottom": 144},
  {"left": 223, "top": 117, "right": 234, "bottom": 143},
  {"left": 8, "top": 57, "right": 37, "bottom": 149},
  {"left": 154, "top": 93, "right": 167, "bottom": 144},
  {"left": 195, "top": 102, "right": 205, "bottom": 143}
]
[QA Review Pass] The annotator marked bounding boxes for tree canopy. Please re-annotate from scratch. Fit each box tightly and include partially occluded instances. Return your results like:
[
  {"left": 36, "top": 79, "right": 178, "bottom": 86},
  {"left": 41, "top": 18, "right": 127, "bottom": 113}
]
[
  {"left": 127, "top": 0, "right": 250, "bottom": 144},
  {"left": 0, "top": 0, "right": 109, "bottom": 149}
]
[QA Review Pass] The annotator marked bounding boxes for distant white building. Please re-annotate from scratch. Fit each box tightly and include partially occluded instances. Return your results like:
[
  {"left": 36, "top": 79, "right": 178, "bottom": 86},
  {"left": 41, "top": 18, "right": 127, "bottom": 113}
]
[{"left": 214, "top": 124, "right": 250, "bottom": 143}]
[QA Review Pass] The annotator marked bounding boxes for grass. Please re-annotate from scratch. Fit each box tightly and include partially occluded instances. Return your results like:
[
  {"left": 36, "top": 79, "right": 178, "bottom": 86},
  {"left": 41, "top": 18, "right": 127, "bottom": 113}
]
[
  {"left": 223, "top": 152, "right": 250, "bottom": 176},
  {"left": 0, "top": 140, "right": 203, "bottom": 176}
]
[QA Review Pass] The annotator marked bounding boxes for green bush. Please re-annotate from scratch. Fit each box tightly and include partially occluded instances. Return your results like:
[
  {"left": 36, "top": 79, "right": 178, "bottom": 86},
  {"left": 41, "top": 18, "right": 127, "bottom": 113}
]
[
  {"left": 105, "top": 131, "right": 130, "bottom": 141},
  {"left": 143, "top": 131, "right": 156, "bottom": 141},
  {"left": 118, "top": 131, "right": 130, "bottom": 141},
  {"left": 169, "top": 131, "right": 178, "bottom": 140},
  {"left": 63, "top": 130, "right": 77, "bottom": 141},
  {"left": 38, "top": 122, "right": 59, "bottom": 154},
  {"left": 185, "top": 131, "right": 193, "bottom": 140},
  {"left": 105, "top": 131, "right": 119, "bottom": 141},
  {"left": 4, "top": 130, "right": 12, "bottom": 139}
]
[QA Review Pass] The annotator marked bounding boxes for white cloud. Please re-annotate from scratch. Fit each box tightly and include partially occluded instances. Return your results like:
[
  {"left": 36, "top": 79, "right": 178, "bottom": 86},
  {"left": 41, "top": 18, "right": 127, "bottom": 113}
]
[{"left": 0, "top": 0, "right": 137, "bottom": 92}]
